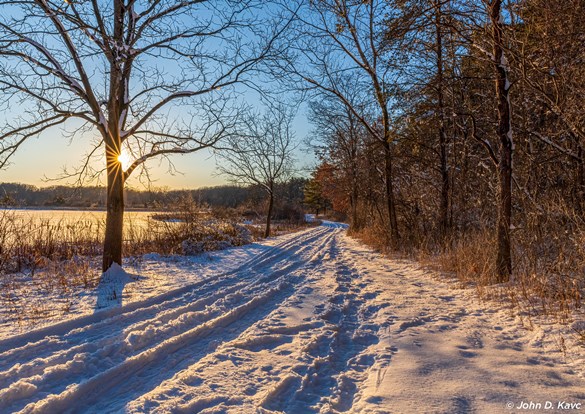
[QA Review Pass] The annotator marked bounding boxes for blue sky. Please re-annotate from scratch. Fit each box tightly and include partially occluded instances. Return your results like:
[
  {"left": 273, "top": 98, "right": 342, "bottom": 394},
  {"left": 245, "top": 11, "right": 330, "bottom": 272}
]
[
  {"left": 0, "top": 108, "right": 313, "bottom": 189},
  {"left": 0, "top": 1, "right": 315, "bottom": 190}
]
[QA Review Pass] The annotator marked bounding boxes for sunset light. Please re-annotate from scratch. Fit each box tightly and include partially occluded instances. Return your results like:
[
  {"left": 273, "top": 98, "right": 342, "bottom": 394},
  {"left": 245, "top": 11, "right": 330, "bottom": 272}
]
[
  {"left": 1, "top": 0, "right": 583, "bottom": 411},
  {"left": 117, "top": 150, "right": 131, "bottom": 172}
]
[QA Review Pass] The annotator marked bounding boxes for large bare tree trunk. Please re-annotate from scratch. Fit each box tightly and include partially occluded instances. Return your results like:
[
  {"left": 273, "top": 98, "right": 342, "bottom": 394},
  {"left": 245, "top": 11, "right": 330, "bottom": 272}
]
[
  {"left": 490, "top": 0, "right": 513, "bottom": 281},
  {"left": 101, "top": 0, "right": 126, "bottom": 272},
  {"left": 103, "top": 144, "right": 125, "bottom": 272}
]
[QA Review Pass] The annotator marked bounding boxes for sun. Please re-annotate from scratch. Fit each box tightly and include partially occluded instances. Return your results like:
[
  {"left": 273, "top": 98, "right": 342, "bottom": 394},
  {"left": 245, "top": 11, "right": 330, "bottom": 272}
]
[{"left": 117, "top": 150, "right": 131, "bottom": 172}]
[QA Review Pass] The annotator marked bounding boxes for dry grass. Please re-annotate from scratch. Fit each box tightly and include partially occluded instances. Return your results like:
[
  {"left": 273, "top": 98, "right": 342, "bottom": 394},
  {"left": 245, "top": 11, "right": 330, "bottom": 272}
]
[
  {"left": 348, "top": 204, "right": 585, "bottom": 339},
  {"left": 510, "top": 200, "right": 585, "bottom": 320},
  {"left": 348, "top": 221, "right": 392, "bottom": 254},
  {"left": 0, "top": 207, "right": 316, "bottom": 327},
  {"left": 0, "top": 209, "right": 256, "bottom": 270}
]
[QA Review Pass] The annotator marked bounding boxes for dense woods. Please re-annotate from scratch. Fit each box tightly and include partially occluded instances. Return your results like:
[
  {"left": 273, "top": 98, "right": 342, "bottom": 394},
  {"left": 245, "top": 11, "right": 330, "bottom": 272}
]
[{"left": 302, "top": 0, "right": 585, "bottom": 304}]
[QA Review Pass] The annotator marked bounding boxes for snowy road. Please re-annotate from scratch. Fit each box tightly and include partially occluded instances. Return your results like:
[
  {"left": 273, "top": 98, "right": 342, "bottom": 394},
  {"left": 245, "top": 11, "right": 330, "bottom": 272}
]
[{"left": 0, "top": 222, "right": 584, "bottom": 413}]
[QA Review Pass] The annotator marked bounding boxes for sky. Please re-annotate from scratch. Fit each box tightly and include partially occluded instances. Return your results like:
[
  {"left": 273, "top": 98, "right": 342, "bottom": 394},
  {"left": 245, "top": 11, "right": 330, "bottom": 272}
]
[
  {"left": 0, "top": 111, "right": 313, "bottom": 190},
  {"left": 0, "top": 133, "right": 223, "bottom": 189},
  {"left": 0, "top": 1, "right": 315, "bottom": 190}
]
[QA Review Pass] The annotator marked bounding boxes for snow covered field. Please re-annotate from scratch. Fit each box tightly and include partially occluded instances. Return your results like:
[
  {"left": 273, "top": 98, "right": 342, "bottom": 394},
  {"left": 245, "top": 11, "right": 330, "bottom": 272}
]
[{"left": 0, "top": 222, "right": 584, "bottom": 413}]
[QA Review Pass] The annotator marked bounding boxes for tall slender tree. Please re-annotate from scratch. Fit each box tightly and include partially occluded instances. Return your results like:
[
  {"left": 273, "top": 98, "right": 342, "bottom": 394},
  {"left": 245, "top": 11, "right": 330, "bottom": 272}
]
[
  {"left": 216, "top": 105, "right": 296, "bottom": 238},
  {"left": 488, "top": 0, "right": 514, "bottom": 280},
  {"left": 284, "top": 0, "right": 401, "bottom": 244}
]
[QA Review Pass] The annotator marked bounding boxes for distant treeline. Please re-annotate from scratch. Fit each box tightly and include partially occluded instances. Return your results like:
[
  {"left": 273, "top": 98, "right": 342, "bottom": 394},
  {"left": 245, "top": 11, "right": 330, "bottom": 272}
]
[{"left": 0, "top": 179, "right": 307, "bottom": 212}]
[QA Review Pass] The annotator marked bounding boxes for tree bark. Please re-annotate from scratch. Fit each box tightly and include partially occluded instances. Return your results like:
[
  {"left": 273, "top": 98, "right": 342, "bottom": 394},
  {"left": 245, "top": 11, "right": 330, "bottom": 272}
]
[
  {"left": 350, "top": 143, "right": 359, "bottom": 229},
  {"left": 348, "top": 115, "right": 360, "bottom": 231},
  {"left": 351, "top": 175, "right": 359, "bottom": 229},
  {"left": 575, "top": 146, "right": 585, "bottom": 215},
  {"left": 102, "top": 144, "right": 125, "bottom": 272},
  {"left": 371, "top": 55, "right": 399, "bottom": 246},
  {"left": 101, "top": 0, "right": 127, "bottom": 272},
  {"left": 265, "top": 190, "right": 274, "bottom": 238},
  {"left": 435, "top": 1, "right": 450, "bottom": 236},
  {"left": 383, "top": 141, "right": 400, "bottom": 245},
  {"left": 490, "top": 0, "right": 513, "bottom": 281}
]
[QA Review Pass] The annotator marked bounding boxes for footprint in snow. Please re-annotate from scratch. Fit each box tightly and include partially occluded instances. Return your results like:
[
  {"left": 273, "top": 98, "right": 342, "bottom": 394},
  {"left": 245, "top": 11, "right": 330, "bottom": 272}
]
[{"left": 397, "top": 317, "right": 431, "bottom": 333}]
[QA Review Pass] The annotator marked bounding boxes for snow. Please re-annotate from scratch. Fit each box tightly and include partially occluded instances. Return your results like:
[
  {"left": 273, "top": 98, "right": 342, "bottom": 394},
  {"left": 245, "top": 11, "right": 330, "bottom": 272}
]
[
  {"left": 96, "top": 263, "right": 138, "bottom": 309},
  {"left": 118, "top": 108, "right": 127, "bottom": 131},
  {"left": 98, "top": 112, "right": 109, "bottom": 133},
  {"left": 0, "top": 222, "right": 584, "bottom": 413},
  {"left": 304, "top": 213, "right": 316, "bottom": 222}
]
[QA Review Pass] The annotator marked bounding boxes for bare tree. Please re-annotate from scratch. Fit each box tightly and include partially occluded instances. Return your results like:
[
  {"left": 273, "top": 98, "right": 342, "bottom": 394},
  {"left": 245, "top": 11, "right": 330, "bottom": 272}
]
[
  {"left": 0, "top": 0, "right": 291, "bottom": 271},
  {"left": 433, "top": 0, "right": 451, "bottom": 236},
  {"left": 308, "top": 90, "right": 365, "bottom": 229},
  {"left": 446, "top": 0, "right": 514, "bottom": 280},
  {"left": 216, "top": 105, "right": 296, "bottom": 237},
  {"left": 487, "top": 0, "right": 513, "bottom": 280},
  {"left": 282, "top": 0, "right": 401, "bottom": 244}
]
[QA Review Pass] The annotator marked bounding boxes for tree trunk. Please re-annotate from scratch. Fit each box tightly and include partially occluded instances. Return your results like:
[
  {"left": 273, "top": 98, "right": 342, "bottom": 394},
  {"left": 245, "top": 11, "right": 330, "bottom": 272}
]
[
  {"left": 435, "top": 1, "right": 450, "bottom": 236},
  {"left": 102, "top": 144, "right": 125, "bottom": 272},
  {"left": 575, "top": 146, "right": 585, "bottom": 215},
  {"left": 383, "top": 142, "right": 400, "bottom": 245},
  {"left": 102, "top": 0, "right": 127, "bottom": 272},
  {"left": 490, "top": 0, "right": 513, "bottom": 281},
  {"left": 265, "top": 190, "right": 274, "bottom": 238},
  {"left": 351, "top": 178, "right": 359, "bottom": 229},
  {"left": 350, "top": 155, "right": 359, "bottom": 229},
  {"left": 372, "top": 64, "right": 399, "bottom": 246}
]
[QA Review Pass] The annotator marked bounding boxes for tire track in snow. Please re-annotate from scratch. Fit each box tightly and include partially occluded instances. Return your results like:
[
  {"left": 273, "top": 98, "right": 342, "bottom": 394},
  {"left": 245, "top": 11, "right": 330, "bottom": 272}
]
[
  {"left": 0, "top": 226, "right": 329, "bottom": 370},
  {"left": 262, "top": 233, "right": 382, "bottom": 413},
  {"left": 0, "top": 228, "right": 331, "bottom": 393},
  {"left": 85, "top": 229, "right": 341, "bottom": 414},
  {"left": 0, "top": 224, "right": 341, "bottom": 413},
  {"left": 24, "top": 279, "right": 298, "bottom": 414},
  {"left": 1, "top": 265, "right": 298, "bottom": 411},
  {"left": 123, "top": 224, "right": 343, "bottom": 414},
  {"left": 2, "top": 229, "right": 332, "bottom": 412}
]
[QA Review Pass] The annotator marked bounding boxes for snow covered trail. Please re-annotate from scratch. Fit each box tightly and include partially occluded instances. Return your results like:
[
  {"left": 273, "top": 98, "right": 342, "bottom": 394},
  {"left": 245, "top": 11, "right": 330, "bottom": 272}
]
[{"left": 1, "top": 222, "right": 584, "bottom": 413}]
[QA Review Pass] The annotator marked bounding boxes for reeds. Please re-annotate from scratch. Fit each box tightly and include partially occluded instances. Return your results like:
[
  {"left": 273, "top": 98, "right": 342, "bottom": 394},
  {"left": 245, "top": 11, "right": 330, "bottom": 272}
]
[
  {"left": 349, "top": 200, "right": 585, "bottom": 337},
  {"left": 0, "top": 207, "right": 312, "bottom": 328}
]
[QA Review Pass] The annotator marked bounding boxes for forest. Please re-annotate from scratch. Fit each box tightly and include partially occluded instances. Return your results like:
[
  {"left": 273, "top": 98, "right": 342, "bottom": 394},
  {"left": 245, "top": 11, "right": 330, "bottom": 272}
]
[
  {"left": 0, "top": 180, "right": 306, "bottom": 214},
  {"left": 300, "top": 0, "right": 584, "bottom": 314}
]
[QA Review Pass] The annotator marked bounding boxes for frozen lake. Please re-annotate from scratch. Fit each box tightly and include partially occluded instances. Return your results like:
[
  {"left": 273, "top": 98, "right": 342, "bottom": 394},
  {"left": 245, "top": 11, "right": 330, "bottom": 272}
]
[
  {"left": 0, "top": 208, "right": 158, "bottom": 226},
  {"left": 0, "top": 208, "right": 166, "bottom": 242}
]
